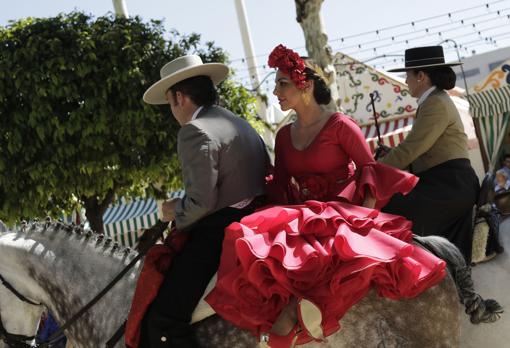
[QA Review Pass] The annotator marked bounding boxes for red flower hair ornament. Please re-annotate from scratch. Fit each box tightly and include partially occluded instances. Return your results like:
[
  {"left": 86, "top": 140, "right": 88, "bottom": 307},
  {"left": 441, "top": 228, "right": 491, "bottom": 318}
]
[{"left": 268, "top": 44, "right": 307, "bottom": 89}]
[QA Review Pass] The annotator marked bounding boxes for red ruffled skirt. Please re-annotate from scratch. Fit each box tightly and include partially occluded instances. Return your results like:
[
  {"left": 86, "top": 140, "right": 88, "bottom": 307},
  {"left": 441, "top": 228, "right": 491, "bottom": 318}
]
[{"left": 205, "top": 200, "right": 446, "bottom": 340}]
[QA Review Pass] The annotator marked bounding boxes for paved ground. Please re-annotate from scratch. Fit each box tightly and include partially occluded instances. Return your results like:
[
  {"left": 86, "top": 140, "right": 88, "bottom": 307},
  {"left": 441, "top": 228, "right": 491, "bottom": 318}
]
[{"left": 460, "top": 216, "right": 510, "bottom": 348}]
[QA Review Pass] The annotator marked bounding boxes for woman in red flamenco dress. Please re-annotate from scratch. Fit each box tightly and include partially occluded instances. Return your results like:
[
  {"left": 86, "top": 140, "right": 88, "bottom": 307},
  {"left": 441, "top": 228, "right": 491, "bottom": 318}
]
[{"left": 205, "top": 45, "right": 447, "bottom": 348}]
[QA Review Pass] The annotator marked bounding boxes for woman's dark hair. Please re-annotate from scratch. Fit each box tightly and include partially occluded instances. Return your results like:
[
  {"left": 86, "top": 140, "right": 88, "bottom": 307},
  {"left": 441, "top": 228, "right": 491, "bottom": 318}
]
[
  {"left": 414, "top": 66, "right": 457, "bottom": 90},
  {"left": 304, "top": 66, "right": 332, "bottom": 105},
  {"left": 169, "top": 75, "right": 218, "bottom": 106}
]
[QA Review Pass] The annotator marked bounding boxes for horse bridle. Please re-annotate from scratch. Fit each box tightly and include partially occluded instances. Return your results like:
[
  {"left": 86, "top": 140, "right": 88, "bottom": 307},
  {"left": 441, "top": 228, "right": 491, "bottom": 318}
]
[
  {"left": 0, "top": 220, "right": 169, "bottom": 348},
  {"left": 0, "top": 273, "right": 43, "bottom": 348}
]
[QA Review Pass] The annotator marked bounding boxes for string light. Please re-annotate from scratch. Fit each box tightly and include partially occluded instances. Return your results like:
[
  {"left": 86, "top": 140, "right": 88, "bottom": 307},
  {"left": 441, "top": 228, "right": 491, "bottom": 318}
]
[
  {"left": 229, "top": 0, "right": 508, "bottom": 64},
  {"left": 230, "top": 0, "right": 510, "bottom": 90}
]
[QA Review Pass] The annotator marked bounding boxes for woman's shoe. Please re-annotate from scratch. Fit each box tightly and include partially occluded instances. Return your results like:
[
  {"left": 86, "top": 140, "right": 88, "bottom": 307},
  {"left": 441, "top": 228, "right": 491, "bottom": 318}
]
[
  {"left": 259, "top": 324, "right": 300, "bottom": 348},
  {"left": 297, "top": 298, "right": 325, "bottom": 342}
]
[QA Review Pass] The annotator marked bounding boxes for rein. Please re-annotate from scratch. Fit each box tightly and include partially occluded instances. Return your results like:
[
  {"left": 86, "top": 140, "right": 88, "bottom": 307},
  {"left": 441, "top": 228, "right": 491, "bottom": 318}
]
[
  {"left": 0, "top": 220, "right": 168, "bottom": 348},
  {"left": 369, "top": 92, "right": 385, "bottom": 160},
  {"left": 0, "top": 274, "right": 41, "bottom": 306}
]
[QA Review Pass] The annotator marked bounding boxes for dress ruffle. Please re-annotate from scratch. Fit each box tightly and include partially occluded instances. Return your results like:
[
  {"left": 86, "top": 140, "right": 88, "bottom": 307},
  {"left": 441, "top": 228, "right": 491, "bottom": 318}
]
[
  {"left": 206, "top": 200, "right": 446, "bottom": 339},
  {"left": 269, "top": 161, "right": 418, "bottom": 208},
  {"left": 328, "top": 161, "right": 419, "bottom": 209}
]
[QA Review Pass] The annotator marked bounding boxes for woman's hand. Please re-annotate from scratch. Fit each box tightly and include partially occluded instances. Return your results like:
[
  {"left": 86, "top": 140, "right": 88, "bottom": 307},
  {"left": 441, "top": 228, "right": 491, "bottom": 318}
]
[
  {"left": 289, "top": 176, "right": 302, "bottom": 204},
  {"left": 160, "top": 198, "right": 180, "bottom": 222}
]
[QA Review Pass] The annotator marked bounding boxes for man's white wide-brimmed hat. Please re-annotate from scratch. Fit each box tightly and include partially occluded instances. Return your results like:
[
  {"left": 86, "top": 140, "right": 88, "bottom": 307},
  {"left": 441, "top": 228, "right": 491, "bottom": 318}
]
[{"left": 143, "top": 55, "right": 229, "bottom": 105}]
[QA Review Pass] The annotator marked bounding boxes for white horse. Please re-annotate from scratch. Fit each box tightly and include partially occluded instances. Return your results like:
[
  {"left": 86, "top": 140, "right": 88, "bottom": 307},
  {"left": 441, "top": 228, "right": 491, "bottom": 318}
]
[{"left": 0, "top": 220, "right": 500, "bottom": 348}]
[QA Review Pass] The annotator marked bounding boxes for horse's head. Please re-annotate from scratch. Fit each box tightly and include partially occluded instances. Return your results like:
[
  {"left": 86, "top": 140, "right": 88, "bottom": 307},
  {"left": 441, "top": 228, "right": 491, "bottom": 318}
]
[
  {"left": 0, "top": 221, "right": 141, "bottom": 347},
  {"left": 0, "top": 231, "right": 45, "bottom": 348}
]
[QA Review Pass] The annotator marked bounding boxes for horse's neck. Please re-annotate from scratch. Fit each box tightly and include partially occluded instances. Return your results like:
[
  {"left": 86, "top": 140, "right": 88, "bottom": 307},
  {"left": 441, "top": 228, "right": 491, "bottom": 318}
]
[{"left": 0, "top": 223, "right": 142, "bottom": 347}]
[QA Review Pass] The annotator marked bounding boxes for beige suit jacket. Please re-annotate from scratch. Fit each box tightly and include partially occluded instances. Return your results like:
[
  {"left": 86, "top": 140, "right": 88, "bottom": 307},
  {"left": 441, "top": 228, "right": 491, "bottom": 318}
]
[
  {"left": 174, "top": 105, "right": 269, "bottom": 229},
  {"left": 379, "top": 89, "right": 469, "bottom": 174}
]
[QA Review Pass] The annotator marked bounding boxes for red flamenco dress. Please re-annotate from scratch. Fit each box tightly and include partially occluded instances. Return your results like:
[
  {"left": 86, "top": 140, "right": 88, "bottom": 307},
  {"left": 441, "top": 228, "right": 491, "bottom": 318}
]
[{"left": 205, "top": 113, "right": 446, "bottom": 342}]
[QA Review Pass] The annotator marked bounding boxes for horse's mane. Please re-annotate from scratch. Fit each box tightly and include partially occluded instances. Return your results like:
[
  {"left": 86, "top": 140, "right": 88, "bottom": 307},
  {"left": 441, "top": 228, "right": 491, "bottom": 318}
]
[{"left": 16, "top": 218, "right": 135, "bottom": 260}]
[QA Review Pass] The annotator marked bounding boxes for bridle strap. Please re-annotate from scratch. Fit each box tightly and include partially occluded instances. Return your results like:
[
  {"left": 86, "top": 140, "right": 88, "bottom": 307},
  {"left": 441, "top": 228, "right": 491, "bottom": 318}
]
[
  {"left": 0, "top": 273, "right": 41, "bottom": 306},
  {"left": 0, "top": 313, "right": 36, "bottom": 348}
]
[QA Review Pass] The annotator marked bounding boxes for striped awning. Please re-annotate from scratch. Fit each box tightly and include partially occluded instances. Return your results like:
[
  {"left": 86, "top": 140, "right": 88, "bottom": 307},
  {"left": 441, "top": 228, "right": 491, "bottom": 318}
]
[
  {"left": 103, "top": 190, "right": 185, "bottom": 246},
  {"left": 469, "top": 85, "right": 510, "bottom": 171},
  {"left": 360, "top": 116, "right": 414, "bottom": 152},
  {"left": 469, "top": 85, "right": 510, "bottom": 119}
]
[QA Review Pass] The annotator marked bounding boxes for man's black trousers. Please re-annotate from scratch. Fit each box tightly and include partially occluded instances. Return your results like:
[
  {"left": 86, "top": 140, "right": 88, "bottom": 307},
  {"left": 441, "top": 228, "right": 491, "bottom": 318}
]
[{"left": 139, "top": 206, "right": 252, "bottom": 348}]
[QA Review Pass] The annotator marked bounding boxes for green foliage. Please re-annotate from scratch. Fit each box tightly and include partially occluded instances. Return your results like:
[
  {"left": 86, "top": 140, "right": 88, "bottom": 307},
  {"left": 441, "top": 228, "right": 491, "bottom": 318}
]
[{"left": 0, "top": 12, "right": 259, "bottom": 226}]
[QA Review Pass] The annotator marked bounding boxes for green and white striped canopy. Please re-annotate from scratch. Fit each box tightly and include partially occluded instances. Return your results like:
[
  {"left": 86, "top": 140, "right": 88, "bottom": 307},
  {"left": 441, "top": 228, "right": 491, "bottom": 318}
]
[
  {"left": 103, "top": 190, "right": 185, "bottom": 247},
  {"left": 469, "top": 85, "right": 510, "bottom": 171},
  {"left": 469, "top": 85, "right": 510, "bottom": 119}
]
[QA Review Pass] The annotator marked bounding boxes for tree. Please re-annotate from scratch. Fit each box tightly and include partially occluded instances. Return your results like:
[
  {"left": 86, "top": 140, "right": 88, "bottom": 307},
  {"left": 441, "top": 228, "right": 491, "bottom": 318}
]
[
  {"left": 0, "top": 12, "right": 259, "bottom": 232},
  {"left": 295, "top": 0, "right": 340, "bottom": 110}
]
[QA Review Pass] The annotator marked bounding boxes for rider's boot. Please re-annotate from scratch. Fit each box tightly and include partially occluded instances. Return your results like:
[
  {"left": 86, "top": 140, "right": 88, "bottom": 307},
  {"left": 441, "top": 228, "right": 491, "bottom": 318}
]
[{"left": 297, "top": 298, "right": 326, "bottom": 342}]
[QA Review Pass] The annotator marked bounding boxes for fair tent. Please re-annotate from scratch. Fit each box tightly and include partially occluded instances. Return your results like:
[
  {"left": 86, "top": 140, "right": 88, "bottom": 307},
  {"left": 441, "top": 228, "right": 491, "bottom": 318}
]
[
  {"left": 469, "top": 62, "right": 510, "bottom": 172},
  {"left": 102, "top": 190, "right": 184, "bottom": 246}
]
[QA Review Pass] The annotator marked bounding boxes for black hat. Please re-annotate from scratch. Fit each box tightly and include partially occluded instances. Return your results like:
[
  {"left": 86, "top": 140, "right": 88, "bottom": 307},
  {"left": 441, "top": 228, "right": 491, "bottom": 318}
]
[{"left": 387, "top": 46, "right": 462, "bottom": 72}]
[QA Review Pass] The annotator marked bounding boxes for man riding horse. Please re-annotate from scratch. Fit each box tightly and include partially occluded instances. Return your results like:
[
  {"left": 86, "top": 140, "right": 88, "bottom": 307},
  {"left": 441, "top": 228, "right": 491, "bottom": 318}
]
[{"left": 139, "top": 55, "right": 269, "bottom": 347}]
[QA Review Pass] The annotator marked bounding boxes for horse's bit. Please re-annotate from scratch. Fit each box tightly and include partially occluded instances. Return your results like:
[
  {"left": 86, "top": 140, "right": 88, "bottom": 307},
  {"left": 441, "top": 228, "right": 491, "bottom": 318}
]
[{"left": 0, "top": 273, "right": 44, "bottom": 348}]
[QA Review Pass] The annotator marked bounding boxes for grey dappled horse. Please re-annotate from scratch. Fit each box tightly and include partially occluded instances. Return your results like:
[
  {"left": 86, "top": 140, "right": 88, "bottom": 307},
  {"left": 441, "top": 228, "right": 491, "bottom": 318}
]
[{"left": 0, "top": 221, "right": 500, "bottom": 348}]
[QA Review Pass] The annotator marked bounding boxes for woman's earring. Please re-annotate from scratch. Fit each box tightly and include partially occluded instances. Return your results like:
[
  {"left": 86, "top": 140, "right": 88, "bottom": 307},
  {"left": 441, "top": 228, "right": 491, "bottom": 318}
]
[{"left": 302, "top": 92, "right": 311, "bottom": 106}]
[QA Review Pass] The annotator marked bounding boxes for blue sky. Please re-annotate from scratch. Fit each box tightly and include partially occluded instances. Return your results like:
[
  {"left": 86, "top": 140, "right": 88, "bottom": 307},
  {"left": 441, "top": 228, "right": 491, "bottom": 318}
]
[{"left": 1, "top": 0, "right": 509, "bottom": 92}]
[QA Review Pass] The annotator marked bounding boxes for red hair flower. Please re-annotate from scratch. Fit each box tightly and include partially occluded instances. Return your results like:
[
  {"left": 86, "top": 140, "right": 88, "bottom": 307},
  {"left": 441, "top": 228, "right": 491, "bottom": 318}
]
[{"left": 268, "top": 44, "right": 307, "bottom": 89}]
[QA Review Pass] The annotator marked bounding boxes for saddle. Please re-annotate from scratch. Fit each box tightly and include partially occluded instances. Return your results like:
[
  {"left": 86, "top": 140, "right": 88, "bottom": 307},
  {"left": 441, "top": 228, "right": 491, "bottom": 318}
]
[{"left": 190, "top": 274, "right": 217, "bottom": 323}]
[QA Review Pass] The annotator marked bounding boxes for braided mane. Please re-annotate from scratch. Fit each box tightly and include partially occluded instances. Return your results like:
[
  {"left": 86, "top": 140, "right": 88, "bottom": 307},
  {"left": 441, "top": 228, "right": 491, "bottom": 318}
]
[{"left": 18, "top": 217, "right": 135, "bottom": 258}]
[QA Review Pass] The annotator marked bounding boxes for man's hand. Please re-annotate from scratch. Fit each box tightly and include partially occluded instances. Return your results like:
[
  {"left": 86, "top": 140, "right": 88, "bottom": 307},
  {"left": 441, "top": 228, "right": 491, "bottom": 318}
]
[
  {"left": 161, "top": 198, "right": 180, "bottom": 222},
  {"left": 375, "top": 144, "right": 391, "bottom": 160}
]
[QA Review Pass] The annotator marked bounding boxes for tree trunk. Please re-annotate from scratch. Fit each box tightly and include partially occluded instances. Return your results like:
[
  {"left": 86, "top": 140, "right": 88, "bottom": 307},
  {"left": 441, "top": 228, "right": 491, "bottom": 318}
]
[
  {"left": 82, "top": 189, "right": 115, "bottom": 234},
  {"left": 295, "top": 0, "right": 340, "bottom": 110}
]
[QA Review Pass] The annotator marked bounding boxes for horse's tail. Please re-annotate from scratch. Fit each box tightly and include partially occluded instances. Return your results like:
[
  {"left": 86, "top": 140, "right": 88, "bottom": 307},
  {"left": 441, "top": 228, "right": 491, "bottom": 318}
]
[{"left": 413, "top": 235, "right": 503, "bottom": 324}]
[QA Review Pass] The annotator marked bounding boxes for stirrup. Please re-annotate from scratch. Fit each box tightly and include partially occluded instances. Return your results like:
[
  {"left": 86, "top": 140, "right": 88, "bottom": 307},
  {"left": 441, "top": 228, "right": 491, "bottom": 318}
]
[{"left": 297, "top": 298, "right": 326, "bottom": 342}]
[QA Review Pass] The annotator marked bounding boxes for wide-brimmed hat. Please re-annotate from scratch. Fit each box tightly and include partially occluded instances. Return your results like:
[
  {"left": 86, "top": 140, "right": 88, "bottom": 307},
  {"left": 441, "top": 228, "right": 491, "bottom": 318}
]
[
  {"left": 143, "top": 55, "right": 229, "bottom": 105},
  {"left": 387, "top": 46, "right": 462, "bottom": 72}
]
